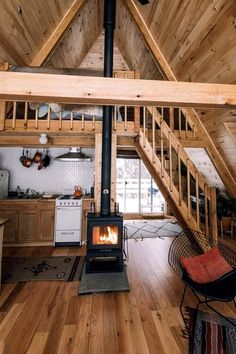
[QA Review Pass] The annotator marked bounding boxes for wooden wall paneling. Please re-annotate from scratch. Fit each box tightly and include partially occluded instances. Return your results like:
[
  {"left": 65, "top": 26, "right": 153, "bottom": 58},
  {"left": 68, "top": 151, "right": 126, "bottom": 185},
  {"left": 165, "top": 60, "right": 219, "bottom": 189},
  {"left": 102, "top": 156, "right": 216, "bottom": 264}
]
[
  {"left": 224, "top": 120, "right": 236, "bottom": 143},
  {"left": 48, "top": 0, "right": 103, "bottom": 69},
  {"left": 31, "top": 0, "right": 87, "bottom": 66},
  {"left": 0, "top": 0, "right": 74, "bottom": 66},
  {"left": 116, "top": 1, "right": 163, "bottom": 80},
  {"left": 79, "top": 31, "right": 130, "bottom": 71}
]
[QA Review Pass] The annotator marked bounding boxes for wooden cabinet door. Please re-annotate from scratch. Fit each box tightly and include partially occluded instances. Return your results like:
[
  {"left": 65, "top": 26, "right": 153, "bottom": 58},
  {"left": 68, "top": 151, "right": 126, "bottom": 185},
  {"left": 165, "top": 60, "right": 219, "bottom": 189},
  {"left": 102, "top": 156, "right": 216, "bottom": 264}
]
[
  {"left": 18, "top": 212, "right": 38, "bottom": 242},
  {"left": 38, "top": 210, "right": 54, "bottom": 242},
  {"left": 0, "top": 211, "right": 18, "bottom": 243}
]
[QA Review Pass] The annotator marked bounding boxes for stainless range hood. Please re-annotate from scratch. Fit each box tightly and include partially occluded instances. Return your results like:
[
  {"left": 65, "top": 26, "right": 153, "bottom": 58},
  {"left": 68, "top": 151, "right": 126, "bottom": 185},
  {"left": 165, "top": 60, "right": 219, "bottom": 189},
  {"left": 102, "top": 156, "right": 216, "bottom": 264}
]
[{"left": 55, "top": 147, "right": 93, "bottom": 162}]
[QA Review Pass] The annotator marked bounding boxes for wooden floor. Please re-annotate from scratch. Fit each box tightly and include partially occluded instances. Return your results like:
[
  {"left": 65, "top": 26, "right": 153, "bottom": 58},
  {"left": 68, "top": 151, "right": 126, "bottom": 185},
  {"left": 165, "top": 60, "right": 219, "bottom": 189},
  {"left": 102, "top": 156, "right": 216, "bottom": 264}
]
[{"left": 0, "top": 237, "right": 235, "bottom": 354}]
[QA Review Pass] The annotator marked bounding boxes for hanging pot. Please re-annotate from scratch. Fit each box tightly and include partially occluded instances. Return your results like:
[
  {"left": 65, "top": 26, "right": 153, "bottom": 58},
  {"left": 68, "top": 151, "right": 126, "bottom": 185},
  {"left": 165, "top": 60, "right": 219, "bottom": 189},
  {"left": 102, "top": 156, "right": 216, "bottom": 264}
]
[
  {"left": 22, "top": 150, "right": 32, "bottom": 168},
  {"left": 33, "top": 151, "right": 42, "bottom": 163}
]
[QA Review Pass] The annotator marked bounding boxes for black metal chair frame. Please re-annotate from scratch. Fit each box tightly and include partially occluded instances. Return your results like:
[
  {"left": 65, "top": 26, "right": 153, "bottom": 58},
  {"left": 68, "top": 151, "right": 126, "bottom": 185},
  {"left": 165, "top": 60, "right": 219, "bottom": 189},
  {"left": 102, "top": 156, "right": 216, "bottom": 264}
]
[{"left": 168, "top": 229, "right": 236, "bottom": 333}]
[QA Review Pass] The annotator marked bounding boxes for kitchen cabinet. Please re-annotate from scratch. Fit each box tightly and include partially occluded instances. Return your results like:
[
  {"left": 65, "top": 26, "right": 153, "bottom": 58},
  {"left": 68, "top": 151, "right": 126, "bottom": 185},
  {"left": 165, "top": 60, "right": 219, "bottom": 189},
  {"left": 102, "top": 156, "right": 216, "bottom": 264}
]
[
  {"left": 0, "top": 210, "right": 18, "bottom": 243},
  {"left": 0, "top": 200, "right": 55, "bottom": 245},
  {"left": 38, "top": 201, "right": 55, "bottom": 242},
  {"left": 18, "top": 211, "right": 38, "bottom": 242}
]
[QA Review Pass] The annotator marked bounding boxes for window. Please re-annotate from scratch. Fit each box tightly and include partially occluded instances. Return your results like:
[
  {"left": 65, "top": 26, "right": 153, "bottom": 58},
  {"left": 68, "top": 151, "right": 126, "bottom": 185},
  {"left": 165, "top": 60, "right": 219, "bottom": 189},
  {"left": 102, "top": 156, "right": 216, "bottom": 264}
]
[{"left": 116, "top": 158, "right": 165, "bottom": 213}]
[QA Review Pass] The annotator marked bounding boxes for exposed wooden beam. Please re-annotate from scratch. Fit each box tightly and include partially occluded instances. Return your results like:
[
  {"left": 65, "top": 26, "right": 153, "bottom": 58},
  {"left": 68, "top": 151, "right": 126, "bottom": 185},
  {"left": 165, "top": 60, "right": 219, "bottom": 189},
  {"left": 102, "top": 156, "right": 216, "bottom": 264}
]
[
  {"left": 122, "top": 0, "right": 175, "bottom": 80},
  {"left": 0, "top": 72, "right": 235, "bottom": 108},
  {"left": 124, "top": 0, "right": 236, "bottom": 198},
  {"left": 30, "top": 0, "right": 87, "bottom": 66}
]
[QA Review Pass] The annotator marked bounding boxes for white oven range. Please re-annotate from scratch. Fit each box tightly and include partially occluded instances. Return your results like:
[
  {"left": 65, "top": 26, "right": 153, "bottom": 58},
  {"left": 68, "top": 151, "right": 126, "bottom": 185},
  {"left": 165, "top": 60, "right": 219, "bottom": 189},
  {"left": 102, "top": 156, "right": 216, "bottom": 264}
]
[{"left": 54, "top": 195, "right": 83, "bottom": 246}]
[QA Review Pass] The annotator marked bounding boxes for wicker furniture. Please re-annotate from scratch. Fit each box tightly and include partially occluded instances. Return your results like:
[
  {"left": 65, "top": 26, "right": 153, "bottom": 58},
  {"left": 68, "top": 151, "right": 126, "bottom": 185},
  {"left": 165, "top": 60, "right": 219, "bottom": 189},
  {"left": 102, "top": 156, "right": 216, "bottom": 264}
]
[{"left": 168, "top": 229, "right": 236, "bottom": 332}]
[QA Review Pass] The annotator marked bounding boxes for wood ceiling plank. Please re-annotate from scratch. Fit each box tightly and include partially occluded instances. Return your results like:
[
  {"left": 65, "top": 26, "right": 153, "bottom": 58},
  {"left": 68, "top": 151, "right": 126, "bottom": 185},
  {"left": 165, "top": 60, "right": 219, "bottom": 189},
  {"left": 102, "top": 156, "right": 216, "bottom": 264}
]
[
  {"left": 31, "top": 0, "right": 87, "bottom": 66},
  {"left": 48, "top": 0, "right": 103, "bottom": 70},
  {"left": 0, "top": 72, "right": 235, "bottom": 108}
]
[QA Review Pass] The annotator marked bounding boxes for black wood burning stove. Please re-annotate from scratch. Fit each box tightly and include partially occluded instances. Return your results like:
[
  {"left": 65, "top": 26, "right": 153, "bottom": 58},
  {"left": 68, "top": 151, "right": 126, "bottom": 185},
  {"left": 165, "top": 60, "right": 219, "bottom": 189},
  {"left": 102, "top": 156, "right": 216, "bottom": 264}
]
[
  {"left": 86, "top": 0, "right": 125, "bottom": 273},
  {"left": 86, "top": 213, "right": 123, "bottom": 273}
]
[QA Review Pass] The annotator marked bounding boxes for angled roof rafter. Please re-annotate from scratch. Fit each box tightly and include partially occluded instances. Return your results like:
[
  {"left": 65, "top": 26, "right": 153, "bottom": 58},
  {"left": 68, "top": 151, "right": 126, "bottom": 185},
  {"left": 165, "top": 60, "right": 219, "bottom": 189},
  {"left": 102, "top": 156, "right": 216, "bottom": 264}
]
[
  {"left": 30, "top": 0, "right": 87, "bottom": 67},
  {"left": 123, "top": 0, "right": 236, "bottom": 199}
]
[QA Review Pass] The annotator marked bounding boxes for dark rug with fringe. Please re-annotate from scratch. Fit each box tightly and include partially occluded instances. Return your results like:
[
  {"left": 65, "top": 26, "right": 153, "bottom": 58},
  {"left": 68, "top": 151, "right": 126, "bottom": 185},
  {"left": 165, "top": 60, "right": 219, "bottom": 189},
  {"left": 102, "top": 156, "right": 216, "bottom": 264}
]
[
  {"left": 187, "top": 308, "right": 236, "bottom": 354},
  {"left": 2, "top": 256, "right": 85, "bottom": 282}
]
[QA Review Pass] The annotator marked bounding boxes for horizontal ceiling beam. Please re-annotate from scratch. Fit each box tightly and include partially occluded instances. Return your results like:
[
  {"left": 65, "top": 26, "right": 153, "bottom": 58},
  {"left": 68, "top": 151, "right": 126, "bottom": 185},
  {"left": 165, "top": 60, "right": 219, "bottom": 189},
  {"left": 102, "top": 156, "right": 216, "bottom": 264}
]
[{"left": 0, "top": 72, "right": 235, "bottom": 108}]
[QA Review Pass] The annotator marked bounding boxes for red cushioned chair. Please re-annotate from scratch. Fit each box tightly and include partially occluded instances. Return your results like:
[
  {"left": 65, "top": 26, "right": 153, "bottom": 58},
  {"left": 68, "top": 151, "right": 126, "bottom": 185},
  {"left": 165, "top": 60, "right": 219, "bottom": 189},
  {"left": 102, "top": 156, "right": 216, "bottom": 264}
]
[{"left": 168, "top": 229, "right": 236, "bottom": 333}]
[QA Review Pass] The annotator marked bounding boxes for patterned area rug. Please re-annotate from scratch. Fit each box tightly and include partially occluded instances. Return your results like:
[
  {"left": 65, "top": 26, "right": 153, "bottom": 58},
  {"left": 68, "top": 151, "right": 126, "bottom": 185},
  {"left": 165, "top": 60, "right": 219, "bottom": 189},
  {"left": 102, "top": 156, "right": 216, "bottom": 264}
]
[
  {"left": 2, "top": 256, "right": 85, "bottom": 282},
  {"left": 188, "top": 309, "right": 236, "bottom": 354},
  {"left": 124, "top": 219, "right": 182, "bottom": 240}
]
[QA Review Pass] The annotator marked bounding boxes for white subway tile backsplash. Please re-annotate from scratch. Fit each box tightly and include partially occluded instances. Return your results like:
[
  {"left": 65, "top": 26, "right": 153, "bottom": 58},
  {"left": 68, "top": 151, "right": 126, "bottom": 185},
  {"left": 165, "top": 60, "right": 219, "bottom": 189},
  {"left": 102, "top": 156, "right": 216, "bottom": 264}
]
[{"left": 0, "top": 147, "right": 95, "bottom": 194}]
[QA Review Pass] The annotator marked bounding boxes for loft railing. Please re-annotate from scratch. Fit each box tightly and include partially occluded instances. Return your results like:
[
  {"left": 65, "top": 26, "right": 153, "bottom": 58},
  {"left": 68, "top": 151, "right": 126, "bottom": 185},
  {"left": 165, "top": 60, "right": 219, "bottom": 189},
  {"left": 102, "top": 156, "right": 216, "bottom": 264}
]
[{"left": 0, "top": 99, "right": 198, "bottom": 140}]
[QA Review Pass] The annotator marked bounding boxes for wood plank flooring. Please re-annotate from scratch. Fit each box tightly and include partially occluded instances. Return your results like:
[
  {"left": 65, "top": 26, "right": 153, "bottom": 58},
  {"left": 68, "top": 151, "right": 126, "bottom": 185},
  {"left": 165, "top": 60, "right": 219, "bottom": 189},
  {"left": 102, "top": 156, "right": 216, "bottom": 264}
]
[{"left": 0, "top": 237, "right": 235, "bottom": 353}]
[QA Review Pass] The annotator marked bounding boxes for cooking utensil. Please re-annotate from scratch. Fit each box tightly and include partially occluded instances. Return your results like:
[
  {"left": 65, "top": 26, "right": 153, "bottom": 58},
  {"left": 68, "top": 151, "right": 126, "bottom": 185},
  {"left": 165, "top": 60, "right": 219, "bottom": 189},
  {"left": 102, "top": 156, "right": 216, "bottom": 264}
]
[
  {"left": 19, "top": 148, "right": 26, "bottom": 163},
  {"left": 33, "top": 151, "right": 42, "bottom": 163},
  {"left": 23, "top": 150, "right": 32, "bottom": 168}
]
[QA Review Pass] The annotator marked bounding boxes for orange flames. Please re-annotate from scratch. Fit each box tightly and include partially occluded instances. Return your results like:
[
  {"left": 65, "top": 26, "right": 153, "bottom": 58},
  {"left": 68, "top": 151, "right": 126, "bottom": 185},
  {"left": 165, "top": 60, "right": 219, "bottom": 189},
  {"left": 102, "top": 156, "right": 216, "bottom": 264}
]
[{"left": 93, "top": 225, "right": 118, "bottom": 245}]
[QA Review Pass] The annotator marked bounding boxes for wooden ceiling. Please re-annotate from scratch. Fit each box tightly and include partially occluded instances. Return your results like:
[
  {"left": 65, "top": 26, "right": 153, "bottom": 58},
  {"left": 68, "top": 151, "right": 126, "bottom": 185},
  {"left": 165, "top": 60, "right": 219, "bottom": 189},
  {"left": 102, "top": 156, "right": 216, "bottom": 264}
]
[{"left": 0, "top": 0, "right": 235, "bottom": 183}]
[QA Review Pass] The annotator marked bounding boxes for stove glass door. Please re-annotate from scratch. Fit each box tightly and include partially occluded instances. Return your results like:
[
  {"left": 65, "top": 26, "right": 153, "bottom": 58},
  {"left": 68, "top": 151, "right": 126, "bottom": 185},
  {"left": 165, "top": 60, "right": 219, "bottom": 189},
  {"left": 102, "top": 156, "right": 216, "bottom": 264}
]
[{"left": 92, "top": 224, "right": 119, "bottom": 245}]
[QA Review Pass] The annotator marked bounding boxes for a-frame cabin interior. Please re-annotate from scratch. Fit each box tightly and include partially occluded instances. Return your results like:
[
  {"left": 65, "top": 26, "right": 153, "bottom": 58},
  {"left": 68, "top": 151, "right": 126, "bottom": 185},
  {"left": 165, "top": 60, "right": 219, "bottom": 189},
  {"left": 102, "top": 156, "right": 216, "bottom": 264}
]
[{"left": 0, "top": 0, "right": 235, "bottom": 353}]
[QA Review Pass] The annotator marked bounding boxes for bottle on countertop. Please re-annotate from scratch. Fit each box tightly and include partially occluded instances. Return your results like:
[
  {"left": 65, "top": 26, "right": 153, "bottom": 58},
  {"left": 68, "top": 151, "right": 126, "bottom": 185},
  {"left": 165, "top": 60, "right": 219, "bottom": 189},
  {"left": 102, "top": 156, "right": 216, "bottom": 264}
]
[{"left": 16, "top": 186, "right": 21, "bottom": 197}]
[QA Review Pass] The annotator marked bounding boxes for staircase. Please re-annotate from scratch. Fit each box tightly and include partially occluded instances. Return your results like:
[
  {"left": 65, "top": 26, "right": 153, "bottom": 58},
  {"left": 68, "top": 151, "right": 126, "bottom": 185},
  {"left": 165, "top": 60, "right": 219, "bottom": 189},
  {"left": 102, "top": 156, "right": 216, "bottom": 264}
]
[{"left": 135, "top": 106, "right": 218, "bottom": 240}]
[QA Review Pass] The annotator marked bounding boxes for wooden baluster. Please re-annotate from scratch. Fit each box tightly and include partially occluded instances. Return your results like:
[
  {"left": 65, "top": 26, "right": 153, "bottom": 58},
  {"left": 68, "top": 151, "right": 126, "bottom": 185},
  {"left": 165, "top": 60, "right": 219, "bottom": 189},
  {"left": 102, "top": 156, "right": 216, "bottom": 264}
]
[
  {"left": 47, "top": 106, "right": 51, "bottom": 130},
  {"left": 113, "top": 106, "right": 117, "bottom": 131},
  {"left": 192, "top": 124, "right": 196, "bottom": 140},
  {"left": 92, "top": 115, "right": 95, "bottom": 131},
  {"left": 210, "top": 187, "right": 218, "bottom": 242},
  {"left": 161, "top": 106, "right": 164, "bottom": 118},
  {"left": 70, "top": 111, "right": 73, "bottom": 130},
  {"left": 204, "top": 184, "right": 209, "bottom": 236},
  {"left": 169, "top": 132, "right": 172, "bottom": 192},
  {"left": 124, "top": 105, "right": 127, "bottom": 131},
  {"left": 160, "top": 115, "right": 164, "bottom": 178},
  {"left": 12, "top": 101, "right": 17, "bottom": 129},
  {"left": 81, "top": 113, "right": 85, "bottom": 131},
  {"left": 143, "top": 106, "right": 146, "bottom": 148},
  {"left": 152, "top": 107, "right": 155, "bottom": 163},
  {"left": 187, "top": 159, "right": 191, "bottom": 220},
  {"left": 177, "top": 145, "right": 182, "bottom": 206},
  {"left": 178, "top": 108, "right": 182, "bottom": 138},
  {"left": 185, "top": 112, "right": 188, "bottom": 138},
  {"left": 59, "top": 110, "right": 62, "bottom": 130},
  {"left": 0, "top": 101, "right": 6, "bottom": 130},
  {"left": 169, "top": 107, "right": 174, "bottom": 131},
  {"left": 24, "top": 102, "right": 28, "bottom": 129},
  {"left": 195, "top": 172, "right": 200, "bottom": 227},
  {"left": 35, "top": 107, "right": 39, "bottom": 129}
]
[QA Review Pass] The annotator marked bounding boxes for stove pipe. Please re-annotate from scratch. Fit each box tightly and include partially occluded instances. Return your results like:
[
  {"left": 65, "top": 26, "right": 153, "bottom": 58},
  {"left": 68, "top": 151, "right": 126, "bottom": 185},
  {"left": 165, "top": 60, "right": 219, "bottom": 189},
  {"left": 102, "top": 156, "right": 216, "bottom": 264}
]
[{"left": 100, "top": 0, "right": 116, "bottom": 216}]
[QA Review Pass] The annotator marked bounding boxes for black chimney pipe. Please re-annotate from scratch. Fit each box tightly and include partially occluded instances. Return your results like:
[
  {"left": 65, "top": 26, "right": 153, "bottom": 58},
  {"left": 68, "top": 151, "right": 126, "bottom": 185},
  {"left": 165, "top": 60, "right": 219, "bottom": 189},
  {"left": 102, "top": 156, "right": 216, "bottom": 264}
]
[{"left": 100, "top": 0, "right": 116, "bottom": 216}]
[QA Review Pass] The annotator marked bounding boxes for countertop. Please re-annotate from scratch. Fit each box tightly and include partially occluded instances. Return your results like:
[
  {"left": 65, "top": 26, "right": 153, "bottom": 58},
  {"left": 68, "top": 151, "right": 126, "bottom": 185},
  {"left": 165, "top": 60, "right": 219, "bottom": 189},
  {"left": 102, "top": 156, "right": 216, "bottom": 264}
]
[{"left": 1, "top": 195, "right": 94, "bottom": 201}]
